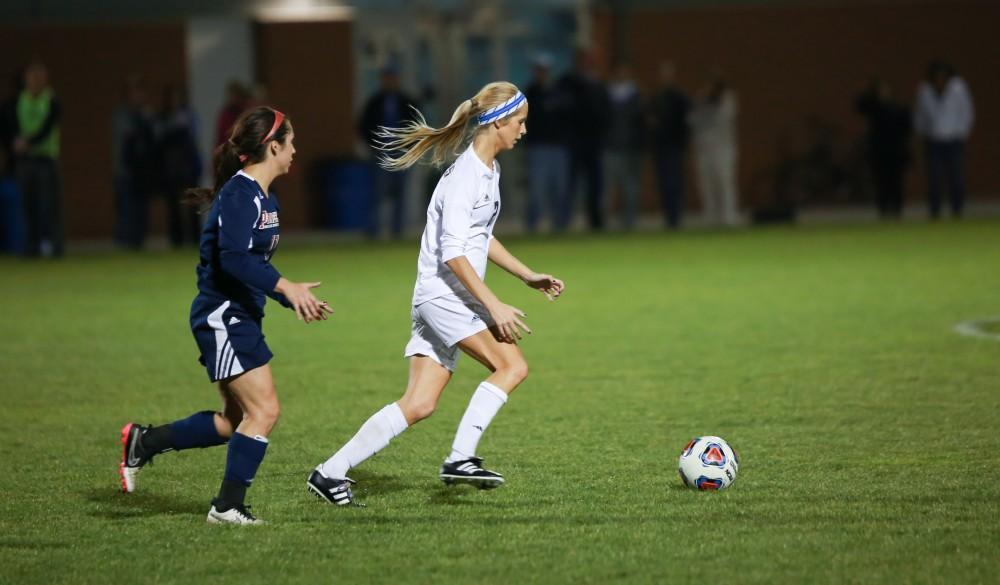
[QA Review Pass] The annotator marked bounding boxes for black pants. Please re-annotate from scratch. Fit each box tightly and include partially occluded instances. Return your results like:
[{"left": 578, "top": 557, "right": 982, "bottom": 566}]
[
  {"left": 16, "top": 157, "right": 63, "bottom": 257},
  {"left": 164, "top": 182, "right": 203, "bottom": 247},
  {"left": 569, "top": 148, "right": 604, "bottom": 231},
  {"left": 870, "top": 160, "right": 905, "bottom": 219},
  {"left": 657, "top": 149, "right": 686, "bottom": 228},
  {"left": 925, "top": 140, "right": 965, "bottom": 218},
  {"left": 115, "top": 175, "right": 150, "bottom": 249}
]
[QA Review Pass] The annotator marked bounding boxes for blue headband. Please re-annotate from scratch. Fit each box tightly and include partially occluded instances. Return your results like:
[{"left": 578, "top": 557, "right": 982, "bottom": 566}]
[{"left": 477, "top": 92, "right": 526, "bottom": 125}]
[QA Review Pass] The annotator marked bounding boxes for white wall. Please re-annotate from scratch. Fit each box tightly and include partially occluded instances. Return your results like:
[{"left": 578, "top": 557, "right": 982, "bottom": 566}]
[{"left": 185, "top": 17, "right": 255, "bottom": 185}]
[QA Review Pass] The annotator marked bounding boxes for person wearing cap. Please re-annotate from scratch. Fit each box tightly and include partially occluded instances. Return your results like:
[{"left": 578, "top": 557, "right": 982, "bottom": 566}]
[{"left": 117, "top": 106, "right": 333, "bottom": 525}]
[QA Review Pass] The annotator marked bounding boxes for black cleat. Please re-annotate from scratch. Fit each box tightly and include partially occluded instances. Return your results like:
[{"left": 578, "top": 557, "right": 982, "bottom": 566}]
[
  {"left": 119, "top": 423, "right": 156, "bottom": 493},
  {"left": 307, "top": 469, "right": 361, "bottom": 506},
  {"left": 439, "top": 457, "right": 505, "bottom": 489}
]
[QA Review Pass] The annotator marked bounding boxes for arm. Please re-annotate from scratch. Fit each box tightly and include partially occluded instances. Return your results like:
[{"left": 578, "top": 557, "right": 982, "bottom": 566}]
[
  {"left": 217, "top": 191, "right": 329, "bottom": 322},
  {"left": 488, "top": 237, "right": 564, "bottom": 301},
  {"left": 438, "top": 180, "right": 529, "bottom": 342},
  {"left": 957, "top": 80, "right": 974, "bottom": 138},
  {"left": 266, "top": 289, "right": 293, "bottom": 309}
]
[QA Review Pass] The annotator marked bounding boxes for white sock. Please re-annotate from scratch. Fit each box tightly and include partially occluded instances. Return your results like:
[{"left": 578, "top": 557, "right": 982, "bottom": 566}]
[
  {"left": 447, "top": 381, "right": 508, "bottom": 463},
  {"left": 320, "top": 403, "right": 408, "bottom": 479}
]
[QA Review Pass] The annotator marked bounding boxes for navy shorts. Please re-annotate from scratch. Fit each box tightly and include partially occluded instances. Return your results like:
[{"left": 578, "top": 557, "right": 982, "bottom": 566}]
[{"left": 190, "top": 299, "right": 272, "bottom": 382}]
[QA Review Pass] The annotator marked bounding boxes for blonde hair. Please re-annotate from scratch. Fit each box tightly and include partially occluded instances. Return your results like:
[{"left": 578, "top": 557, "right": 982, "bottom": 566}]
[{"left": 375, "top": 81, "right": 524, "bottom": 171}]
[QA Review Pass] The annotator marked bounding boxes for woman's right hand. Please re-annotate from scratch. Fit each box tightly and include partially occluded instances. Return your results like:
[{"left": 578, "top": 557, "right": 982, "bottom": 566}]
[
  {"left": 275, "top": 278, "right": 333, "bottom": 323},
  {"left": 487, "top": 302, "right": 531, "bottom": 343}
]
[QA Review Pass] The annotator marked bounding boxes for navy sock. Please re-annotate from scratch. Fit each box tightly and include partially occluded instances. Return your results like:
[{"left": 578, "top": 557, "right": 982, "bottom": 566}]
[
  {"left": 168, "top": 410, "right": 226, "bottom": 451},
  {"left": 216, "top": 432, "right": 268, "bottom": 507}
]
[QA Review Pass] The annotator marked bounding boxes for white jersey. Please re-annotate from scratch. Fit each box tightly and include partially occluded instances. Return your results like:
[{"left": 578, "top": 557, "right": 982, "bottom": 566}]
[{"left": 412, "top": 144, "right": 501, "bottom": 306}]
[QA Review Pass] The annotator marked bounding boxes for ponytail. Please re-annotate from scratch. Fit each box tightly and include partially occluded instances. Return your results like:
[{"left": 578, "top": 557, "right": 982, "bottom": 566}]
[
  {"left": 183, "top": 106, "right": 291, "bottom": 209},
  {"left": 183, "top": 141, "right": 243, "bottom": 209},
  {"left": 376, "top": 81, "right": 523, "bottom": 171}
]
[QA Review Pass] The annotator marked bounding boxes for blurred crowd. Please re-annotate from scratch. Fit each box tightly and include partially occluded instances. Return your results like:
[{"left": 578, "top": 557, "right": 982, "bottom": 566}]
[
  {"left": 0, "top": 55, "right": 977, "bottom": 256},
  {"left": 364, "top": 53, "right": 974, "bottom": 236}
]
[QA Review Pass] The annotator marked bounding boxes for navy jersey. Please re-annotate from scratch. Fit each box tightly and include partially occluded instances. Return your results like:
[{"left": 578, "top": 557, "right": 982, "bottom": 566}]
[{"left": 194, "top": 171, "right": 289, "bottom": 318}]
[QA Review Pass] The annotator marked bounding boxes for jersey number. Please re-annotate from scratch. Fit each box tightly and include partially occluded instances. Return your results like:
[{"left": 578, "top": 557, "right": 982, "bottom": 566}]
[{"left": 487, "top": 201, "right": 500, "bottom": 228}]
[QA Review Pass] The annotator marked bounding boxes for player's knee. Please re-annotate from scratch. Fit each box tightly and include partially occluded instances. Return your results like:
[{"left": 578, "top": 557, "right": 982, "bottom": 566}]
[
  {"left": 400, "top": 399, "right": 436, "bottom": 423},
  {"left": 250, "top": 401, "right": 281, "bottom": 428},
  {"left": 504, "top": 359, "right": 529, "bottom": 385}
]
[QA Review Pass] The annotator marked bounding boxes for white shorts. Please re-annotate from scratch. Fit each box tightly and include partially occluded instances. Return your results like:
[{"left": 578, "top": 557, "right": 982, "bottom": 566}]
[{"left": 403, "top": 293, "right": 494, "bottom": 371}]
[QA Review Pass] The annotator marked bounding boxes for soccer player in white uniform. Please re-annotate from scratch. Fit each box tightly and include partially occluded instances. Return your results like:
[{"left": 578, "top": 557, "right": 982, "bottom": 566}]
[{"left": 308, "top": 81, "right": 564, "bottom": 505}]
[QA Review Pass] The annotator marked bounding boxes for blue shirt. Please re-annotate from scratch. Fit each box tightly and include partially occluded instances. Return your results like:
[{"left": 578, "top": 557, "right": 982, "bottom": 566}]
[{"left": 195, "top": 171, "right": 289, "bottom": 317}]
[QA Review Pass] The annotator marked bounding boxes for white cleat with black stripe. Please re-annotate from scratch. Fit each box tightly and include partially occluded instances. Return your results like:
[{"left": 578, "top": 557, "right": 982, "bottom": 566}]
[
  {"left": 439, "top": 457, "right": 505, "bottom": 489},
  {"left": 307, "top": 469, "right": 360, "bottom": 506}
]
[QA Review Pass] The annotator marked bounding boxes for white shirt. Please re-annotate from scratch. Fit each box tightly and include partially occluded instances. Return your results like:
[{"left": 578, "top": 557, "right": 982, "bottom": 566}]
[
  {"left": 412, "top": 144, "right": 501, "bottom": 306},
  {"left": 688, "top": 91, "right": 738, "bottom": 151},
  {"left": 914, "top": 77, "right": 974, "bottom": 141}
]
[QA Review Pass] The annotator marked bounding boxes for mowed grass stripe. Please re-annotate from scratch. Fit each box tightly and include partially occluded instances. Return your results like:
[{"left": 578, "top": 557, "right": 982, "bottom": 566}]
[{"left": 1, "top": 219, "right": 998, "bottom": 584}]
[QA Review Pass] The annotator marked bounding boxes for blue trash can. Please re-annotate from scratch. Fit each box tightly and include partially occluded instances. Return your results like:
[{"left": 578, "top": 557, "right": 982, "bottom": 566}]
[
  {"left": 0, "top": 177, "right": 23, "bottom": 254},
  {"left": 320, "top": 159, "right": 372, "bottom": 231}
]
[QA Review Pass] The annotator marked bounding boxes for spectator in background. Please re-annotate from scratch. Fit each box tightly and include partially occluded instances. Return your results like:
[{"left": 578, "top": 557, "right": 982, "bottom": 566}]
[
  {"left": 12, "top": 61, "right": 63, "bottom": 258},
  {"left": 648, "top": 62, "right": 690, "bottom": 229},
  {"left": 0, "top": 71, "right": 19, "bottom": 175},
  {"left": 523, "top": 54, "right": 571, "bottom": 233},
  {"left": 158, "top": 84, "right": 203, "bottom": 247},
  {"left": 1, "top": 70, "right": 25, "bottom": 254},
  {"left": 359, "top": 64, "right": 420, "bottom": 238},
  {"left": 914, "top": 61, "right": 974, "bottom": 219},
  {"left": 215, "top": 80, "right": 250, "bottom": 147},
  {"left": 558, "top": 49, "right": 608, "bottom": 231},
  {"left": 112, "top": 76, "right": 158, "bottom": 250},
  {"left": 689, "top": 73, "right": 739, "bottom": 226},
  {"left": 856, "top": 78, "right": 911, "bottom": 219},
  {"left": 602, "top": 61, "right": 645, "bottom": 230}
]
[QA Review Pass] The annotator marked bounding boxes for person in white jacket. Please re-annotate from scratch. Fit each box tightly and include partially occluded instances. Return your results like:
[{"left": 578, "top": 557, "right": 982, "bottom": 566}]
[
  {"left": 914, "top": 61, "right": 974, "bottom": 218},
  {"left": 689, "top": 75, "right": 739, "bottom": 226},
  {"left": 308, "top": 82, "right": 565, "bottom": 505}
]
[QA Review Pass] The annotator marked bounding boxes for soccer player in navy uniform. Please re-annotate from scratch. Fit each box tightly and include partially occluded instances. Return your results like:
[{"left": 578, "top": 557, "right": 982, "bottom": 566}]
[{"left": 118, "top": 107, "right": 332, "bottom": 525}]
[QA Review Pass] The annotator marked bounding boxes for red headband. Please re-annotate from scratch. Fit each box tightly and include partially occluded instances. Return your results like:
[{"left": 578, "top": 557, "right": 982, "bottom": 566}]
[{"left": 260, "top": 109, "right": 285, "bottom": 144}]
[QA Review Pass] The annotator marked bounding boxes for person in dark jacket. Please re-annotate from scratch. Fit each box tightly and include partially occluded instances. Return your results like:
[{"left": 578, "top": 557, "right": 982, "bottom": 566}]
[
  {"left": 112, "top": 76, "right": 158, "bottom": 250},
  {"left": 603, "top": 62, "right": 645, "bottom": 230},
  {"left": 523, "top": 55, "right": 571, "bottom": 233},
  {"left": 856, "top": 78, "right": 912, "bottom": 219},
  {"left": 647, "top": 61, "right": 691, "bottom": 229},
  {"left": 158, "top": 84, "right": 204, "bottom": 246},
  {"left": 359, "top": 65, "right": 420, "bottom": 238},
  {"left": 557, "top": 49, "right": 608, "bottom": 231}
]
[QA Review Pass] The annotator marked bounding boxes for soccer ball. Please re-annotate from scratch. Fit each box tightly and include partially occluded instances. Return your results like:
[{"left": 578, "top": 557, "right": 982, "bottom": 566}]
[{"left": 677, "top": 436, "right": 740, "bottom": 491}]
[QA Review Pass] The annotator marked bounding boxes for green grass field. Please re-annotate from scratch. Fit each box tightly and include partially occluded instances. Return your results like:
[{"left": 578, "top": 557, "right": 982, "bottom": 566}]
[{"left": 2, "top": 219, "right": 999, "bottom": 584}]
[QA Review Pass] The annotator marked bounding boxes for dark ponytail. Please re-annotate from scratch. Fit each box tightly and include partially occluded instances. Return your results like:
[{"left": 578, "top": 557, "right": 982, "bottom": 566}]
[{"left": 184, "top": 106, "right": 291, "bottom": 209}]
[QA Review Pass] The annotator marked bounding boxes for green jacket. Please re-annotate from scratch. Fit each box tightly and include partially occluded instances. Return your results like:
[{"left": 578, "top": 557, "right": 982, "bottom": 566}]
[{"left": 16, "top": 88, "right": 60, "bottom": 159}]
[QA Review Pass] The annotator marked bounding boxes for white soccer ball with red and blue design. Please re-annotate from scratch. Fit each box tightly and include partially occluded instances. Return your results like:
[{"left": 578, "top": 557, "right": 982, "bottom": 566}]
[{"left": 677, "top": 436, "right": 740, "bottom": 491}]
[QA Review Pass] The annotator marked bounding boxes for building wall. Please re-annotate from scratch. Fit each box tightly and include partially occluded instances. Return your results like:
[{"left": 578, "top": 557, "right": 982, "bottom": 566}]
[
  {"left": 0, "top": 23, "right": 187, "bottom": 239},
  {"left": 596, "top": 0, "right": 1000, "bottom": 211},
  {"left": 254, "top": 20, "right": 354, "bottom": 229},
  {"left": 0, "top": 20, "right": 354, "bottom": 240}
]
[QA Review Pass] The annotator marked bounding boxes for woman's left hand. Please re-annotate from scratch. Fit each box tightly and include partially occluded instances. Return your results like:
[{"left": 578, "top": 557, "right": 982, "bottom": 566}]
[{"left": 523, "top": 273, "right": 565, "bottom": 301}]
